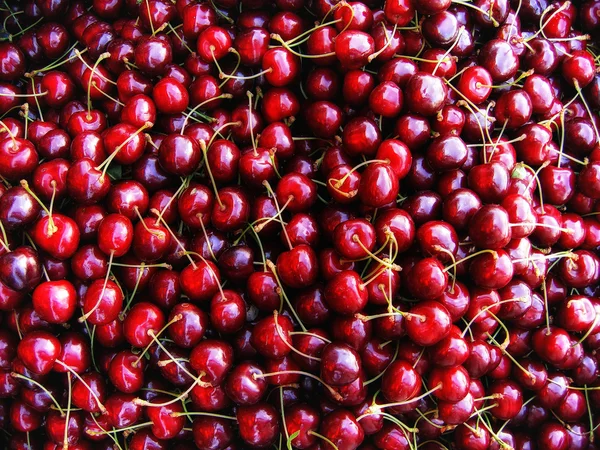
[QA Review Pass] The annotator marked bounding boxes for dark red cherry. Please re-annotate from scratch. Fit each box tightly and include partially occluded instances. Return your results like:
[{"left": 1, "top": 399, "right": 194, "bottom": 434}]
[{"left": 405, "top": 72, "right": 447, "bottom": 117}]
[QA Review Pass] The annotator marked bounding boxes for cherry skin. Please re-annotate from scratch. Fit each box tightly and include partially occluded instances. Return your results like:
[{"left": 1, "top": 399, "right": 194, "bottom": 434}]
[
  {"left": 405, "top": 300, "right": 452, "bottom": 346},
  {"left": 319, "top": 409, "right": 364, "bottom": 450},
  {"left": 123, "top": 302, "right": 165, "bottom": 348},
  {"left": 320, "top": 342, "right": 361, "bottom": 386},
  {"left": 146, "top": 397, "right": 185, "bottom": 440},
  {"left": 359, "top": 162, "right": 399, "bottom": 208},
  {"left": 276, "top": 244, "right": 318, "bottom": 289},
  {"left": 210, "top": 289, "right": 246, "bottom": 334},
  {"left": 192, "top": 416, "right": 234, "bottom": 450},
  {"left": 406, "top": 257, "right": 448, "bottom": 301},
  {"left": 0, "top": 246, "right": 42, "bottom": 292},
  {"left": 108, "top": 350, "right": 146, "bottom": 394},
  {"left": 381, "top": 359, "right": 421, "bottom": 404},
  {"left": 132, "top": 217, "right": 171, "bottom": 262},
  {"left": 225, "top": 361, "right": 267, "bottom": 405},
  {"left": 153, "top": 77, "right": 189, "bottom": 114},
  {"left": 405, "top": 72, "right": 448, "bottom": 116},
  {"left": 31, "top": 280, "right": 77, "bottom": 324},
  {"left": 251, "top": 313, "right": 294, "bottom": 359},
  {"left": 324, "top": 270, "right": 368, "bottom": 315},
  {"left": 16, "top": 330, "right": 60, "bottom": 376},
  {"left": 159, "top": 134, "right": 202, "bottom": 176},
  {"left": 237, "top": 403, "right": 280, "bottom": 448},
  {"left": 97, "top": 213, "right": 134, "bottom": 258},
  {"left": 82, "top": 279, "right": 124, "bottom": 325},
  {"left": 134, "top": 36, "right": 173, "bottom": 77}
]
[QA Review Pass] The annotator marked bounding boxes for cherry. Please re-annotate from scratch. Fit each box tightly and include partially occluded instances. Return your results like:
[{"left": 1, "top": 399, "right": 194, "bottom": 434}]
[
  {"left": 0, "top": 246, "right": 41, "bottom": 292},
  {"left": 405, "top": 300, "right": 452, "bottom": 346},
  {"left": 225, "top": 361, "right": 267, "bottom": 405},
  {"left": 16, "top": 331, "right": 60, "bottom": 375},
  {"left": 192, "top": 416, "right": 234, "bottom": 450},
  {"left": 10, "top": 399, "right": 42, "bottom": 433},
  {"left": 31, "top": 280, "right": 76, "bottom": 324},
  {"left": 405, "top": 72, "right": 447, "bottom": 116},
  {"left": 210, "top": 289, "right": 246, "bottom": 334},
  {"left": 381, "top": 359, "right": 421, "bottom": 402},
  {"left": 406, "top": 257, "right": 448, "bottom": 300},
  {"left": 537, "top": 422, "right": 570, "bottom": 450},
  {"left": 153, "top": 77, "right": 189, "bottom": 115},
  {"left": 320, "top": 342, "right": 361, "bottom": 386},
  {"left": 81, "top": 278, "right": 123, "bottom": 325},
  {"left": 134, "top": 36, "right": 173, "bottom": 76},
  {"left": 319, "top": 409, "right": 364, "bottom": 449},
  {"left": 276, "top": 244, "right": 318, "bottom": 289},
  {"left": 159, "top": 134, "right": 201, "bottom": 176},
  {"left": 324, "top": 270, "right": 368, "bottom": 315},
  {"left": 237, "top": 403, "right": 280, "bottom": 448}
]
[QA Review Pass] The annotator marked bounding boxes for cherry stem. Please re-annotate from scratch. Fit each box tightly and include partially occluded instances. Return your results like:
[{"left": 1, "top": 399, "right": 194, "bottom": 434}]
[
  {"left": 197, "top": 215, "right": 217, "bottom": 261},
  {"left": 219, "top": 67, "right": 272, "bottom": 81},
  {"left": 91, "top": 81, "right": 125, "bottom": 106},
  {"left": 10, "top": 373, "right": 65, "bottom": 416},
  {"left": 134, "top": 313, "right": 183, "bottom": 366},
  {"left": 540, "top": 277, "right": 552, "bottom": 334},
  {"left": 456, "top": 97, "right": 490, "bottom": 146},
  {"left": 483, "top": 121, "right": 510, "bottom": 164},
  {"left": 0, "top": 90, "right": 48, "bottom": 97},
  {"left": 63, "top": 372, "right": 72, "bottom": 450},
  {"left": 263, "top": 180, "right": 294, "bottom": 250},
  {"left": 199, "top": 140, "right": 225, "bottom": 209},
  {"left": 253, "top": 196, "right": 292, "bottom": 234},
  {"left": 307, "top": 431, "right": 340, "bottom": 450},
  {"left": 351, "top": 235, "right": 402, "bottom": 272},
  {"left": 368, "top": 23, "right": 398, "bottom": 62},
  {"left": 364, "top": 341, "right": 399, "bottom": 387},
  {"left": 185, "top": 251, "right": 224, "bottom": 296},
  {"left": 86, "top": 52, "right": 111, "bottom": 119},
  {"left": 460, "top": 297, "right": 527, "bottom": 339},
  {"left": 145, "top": 329, "right": 211, "bottom": 387},
  {"left": 247, "top": 91, "right": 258, "bottom": 153},
  {"left": 487, "top": 332, "right": 536, "bottom": 380},
  {"left": 0, "top": 119, "right": 16, "bottom": 144},
  {"left": 79, "top": 251, "right": 114, "bottom": 323},
  {"left": 272, "top": 33, "right": 336, "bottom": 59},
  {"left": 444, "top": 249, "right": 497, "bottom": 272},
  {"left": 527, "top": 1, "right": 572, "bottom": 42},
  {"left": 153, "top": 176, "right": 189, "bottom": 226},
  {"left": 289, "top": 330, "right": 332, "bottom": 343},
  {"left": 265, "top": 259, "right": 307, "bottom": 332},
  {"left": 250, "top": 226, "right": 267, "bottom": 270},
  {"left": 452, "top": 0, "right": 499, "bottom": 26},
  {"left": 254, "top": 370, "right": 342, "bottom": 401},
  {"left": 0, "top": 219, "right": 9, "bottom": 252},
  {"left": 180, "top": 94, "right": 232, "bottom": 134},
  {"left": 573, "top": 313, "right": 600, "bottom": 347},
  {"left": 20, "top": 180, "right": 55, "bottom": 232},
  {"left": 29, "top": 76, "right": 43, "bottom": 121},
  {"left": 573, "top": 80, "right": 600, "bottom": 145},
  {"left": 97, "top": 121, "right": 154, "bottom": 178},
  {"left": 433, "top": 26, "right": 465, "bottom": 76},
  {"left": 334, "top": 158, "right": 388, "bottom": 188},
  {"left": 273, "top": 311, "right": 321, "bottom": 361},
  {"left": 88, "top": 421, "right": 152, "bottom": 437},
  {"left": 134, "top": 379, "right": 199, "bottom": 407},
  {"left": 151, "top": 207, "right": 196, "bottom": 268},
  {"left": 171, "top": 411, "right": 236, "bottom": 420},
  {"left": 54, "top": 361, "right": 106, "bottom": 414}
]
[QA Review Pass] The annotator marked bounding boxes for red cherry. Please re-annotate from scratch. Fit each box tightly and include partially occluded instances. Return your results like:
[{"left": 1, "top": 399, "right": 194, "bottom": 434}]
[
  {"left": 17, "top": 331, "right": 60, "bottom": 375},
  {"left": 32, "top": 280, "right": 77, "bottom": 324}
]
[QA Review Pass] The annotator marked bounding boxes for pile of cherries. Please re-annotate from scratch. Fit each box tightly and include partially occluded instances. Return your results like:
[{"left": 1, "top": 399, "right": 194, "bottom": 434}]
[{"left": 2, "top": 0, "right": 600, "bottom": 448}]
